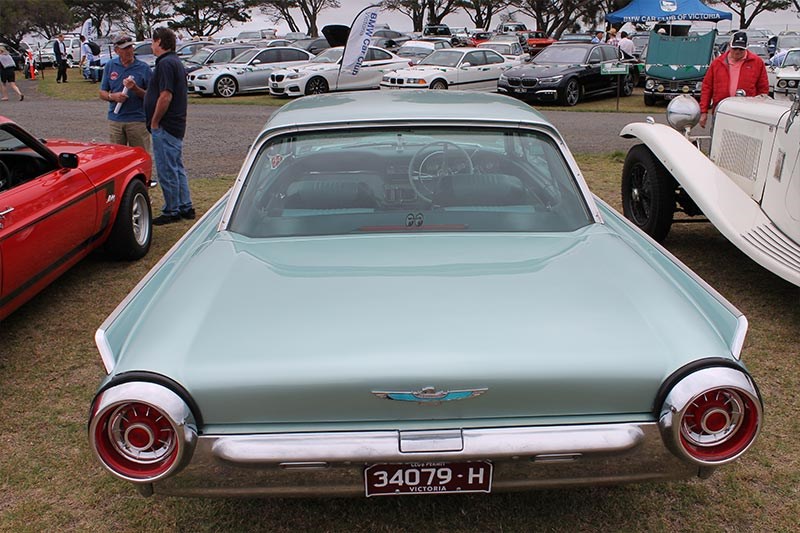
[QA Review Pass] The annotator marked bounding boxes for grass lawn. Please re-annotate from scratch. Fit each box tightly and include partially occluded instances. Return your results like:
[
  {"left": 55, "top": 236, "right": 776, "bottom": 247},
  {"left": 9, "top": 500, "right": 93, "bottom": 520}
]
[
  {"left": 34, "top": 68, "right": 663, "bottom": 112},
  {"left": 1, "top": 155, "right": 798, "bottom": 531}
]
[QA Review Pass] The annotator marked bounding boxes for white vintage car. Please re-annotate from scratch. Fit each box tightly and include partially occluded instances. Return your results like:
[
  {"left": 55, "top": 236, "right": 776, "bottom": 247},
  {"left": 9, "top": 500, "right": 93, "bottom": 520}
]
[
  {"left": 268, "top": 46, "right": 407, "bottom": 97},
  {"left": 619, "top": 95, "right": 800, "bottom": 286},
  {"left": 380, "top": 48, "right": 516, "bottom": 91},
  {"left": 767, "top": 48, "right": 800, "bottom": 100}
]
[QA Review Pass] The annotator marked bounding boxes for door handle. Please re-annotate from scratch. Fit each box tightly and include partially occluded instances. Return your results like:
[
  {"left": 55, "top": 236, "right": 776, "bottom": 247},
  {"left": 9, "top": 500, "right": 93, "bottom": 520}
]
[{"left": 0, "top": 207, "right": 14, "bottom": 217}]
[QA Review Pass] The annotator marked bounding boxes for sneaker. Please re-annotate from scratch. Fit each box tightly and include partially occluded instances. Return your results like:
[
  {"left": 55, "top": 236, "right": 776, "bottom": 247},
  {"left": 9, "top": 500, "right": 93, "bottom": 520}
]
[
  {"left": 152, "top": 213, "right": 181, "bottom": 226},
  {"left": 147, "top": 180, "right": 158, "bottom": 188},
  {"left": 179, "top": 208, "right": 196, "bottom": 220},
  {"left": 19, "top": 94, "right": 24, "bottom": 101}
]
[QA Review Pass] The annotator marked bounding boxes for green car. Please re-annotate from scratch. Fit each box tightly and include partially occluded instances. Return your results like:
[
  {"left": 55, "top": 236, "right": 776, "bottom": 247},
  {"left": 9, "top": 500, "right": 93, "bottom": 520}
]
[{"left": 88, "top": 90, "right": 762, "bottom": 498}]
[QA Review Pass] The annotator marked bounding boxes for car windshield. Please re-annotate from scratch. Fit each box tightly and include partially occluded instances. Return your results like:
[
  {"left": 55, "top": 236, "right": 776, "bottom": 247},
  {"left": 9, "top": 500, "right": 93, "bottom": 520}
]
[
  {"left": 188, "top": 48, "right": 213, "bottom": 64},
  {"left": 229, "top": 127, "right": 591, "bottom": 238},
  {"left": 0, "top": 129, "right": 26, "bottom": 151},
  {"left": 782, "top": 50, "right": 800, "bottom": 67},
  {"left": 231, "top": 49, "right": 260, "bottom": 63},
  {"left": 397, "top": 46, "right": 431, "bottom": 57},
  {"left": 480, "top": 43, "right": 512, "bottom": 54},
  {"left": 311, "top": 48, "right": 343, "bottom": 63},
  {"left": 418, "top": 50, "right": 464, "bottom": 67},
  {"left": 778, "top": 35, "right": 800, "bottom": 49},
  {"left": 534, "top": 45, "right": 589, "bottom": 64},
  {"left": 424, "top": 26, "right": 450, "bottom": 36}
]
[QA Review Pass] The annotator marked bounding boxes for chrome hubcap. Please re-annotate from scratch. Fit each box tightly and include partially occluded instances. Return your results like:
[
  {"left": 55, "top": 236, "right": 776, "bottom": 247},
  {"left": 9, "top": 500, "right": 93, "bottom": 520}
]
[{"left": 131, "top": 192, "right": 150, "bottom": 246}]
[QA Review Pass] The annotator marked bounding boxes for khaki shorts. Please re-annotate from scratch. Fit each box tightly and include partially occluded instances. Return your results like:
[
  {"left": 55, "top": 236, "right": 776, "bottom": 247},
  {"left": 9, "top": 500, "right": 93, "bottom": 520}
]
[{"left": 109, "top": 121, "right": 151, "bottom": 153}]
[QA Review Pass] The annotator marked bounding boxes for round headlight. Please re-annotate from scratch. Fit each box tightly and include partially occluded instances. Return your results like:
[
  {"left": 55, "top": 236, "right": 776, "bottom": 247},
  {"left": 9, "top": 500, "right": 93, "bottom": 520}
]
[
  {"left": 789, "top": 80, "right": 798, "bottom": 88},
  {"left": 645, "top": 79, "right": 655, "bottom": 90},
  {"left": 666, "top": 95, "right": 701, "bottom": 131},
  {"left": 656, "top": 84, "right": 665, "bottom": 92},
  {"left": 778, "top": 79, "right": 787, "bottom": 88}
]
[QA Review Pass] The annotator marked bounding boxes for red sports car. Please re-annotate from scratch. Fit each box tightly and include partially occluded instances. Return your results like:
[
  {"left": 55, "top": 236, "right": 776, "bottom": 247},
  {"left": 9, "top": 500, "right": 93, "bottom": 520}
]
[{"left": 0, "top": 117, "right": 153, "bottom": 320}]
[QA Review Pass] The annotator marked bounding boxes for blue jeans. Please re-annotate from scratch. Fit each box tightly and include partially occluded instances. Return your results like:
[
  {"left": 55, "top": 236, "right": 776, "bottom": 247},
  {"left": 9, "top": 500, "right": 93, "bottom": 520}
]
[{"left": 152, "top": 128, "right": 192, "bottom": 216}]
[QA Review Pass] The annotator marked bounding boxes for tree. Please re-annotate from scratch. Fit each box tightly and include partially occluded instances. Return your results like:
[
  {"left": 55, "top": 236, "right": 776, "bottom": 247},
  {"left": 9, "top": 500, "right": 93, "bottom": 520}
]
[
  {"left": 258, "top": 0, "right": 302, "bottom": 33},
  {"left": 66, "top": 0, "right": 128, "bottom": 37},
  {"left": 382, "top": 0, "right": 459, "bottom": 30},
  {"left": 171, "top": 0, "right": 258, "bottom": 37},
  {"left": 0, "top": 0, "right": 33, "bottom": 48},
  {"left": 119, "top": 0, "right": 174, "bottom": 41},
  {"left": 708, "top": 0, "right": 792, "bottom": 28},
  {"left": 456, "top": 0, "right": 511, "bottom": 29},
  {"left": 28, "top": 0, "right": 73, "bottom": 39},
  {"left": 294, "top": 0, "right": 340, "bottom": 38},
  {"left": 509, "top": 0, "right": 604, "bottom": 38}
]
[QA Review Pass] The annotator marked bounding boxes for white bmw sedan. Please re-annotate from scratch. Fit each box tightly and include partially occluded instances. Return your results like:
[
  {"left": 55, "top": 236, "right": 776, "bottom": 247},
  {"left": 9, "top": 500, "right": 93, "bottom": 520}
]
[
  {"left": 268, "top": 46, "right": 408, "bottom": 97},
  {"left": 380, "top": 48, "right": 515, "bottom": 91}
]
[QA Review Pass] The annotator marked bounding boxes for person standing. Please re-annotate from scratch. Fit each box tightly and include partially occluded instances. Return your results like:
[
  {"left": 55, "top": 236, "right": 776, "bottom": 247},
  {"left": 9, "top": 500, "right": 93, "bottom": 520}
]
[
  {"left": 54, "top": 34, "right": 68, "bottom": 83},
  {"left": 99, "top": 33, "right": 151, "bottom": 155},
  {"left": 591, "top": 31, "right": 604, "bottom": 43},
  {"left": 699, "top": 31, "right": 769, "bottom": 129},
  {"left": 0, "top": 46, "right": 24, "bottom": 101},
  {"left": 143, "top": 27, "right": 194, "bottom": 225},
  {"left": 80, "top": 35, "right": 98, "bottom": 82},
  {"left": 606, "top": 28, "right": 619, "bottom": 46},
  {"left": 618, "top": 31, "right": 635, "bottom": 57}
]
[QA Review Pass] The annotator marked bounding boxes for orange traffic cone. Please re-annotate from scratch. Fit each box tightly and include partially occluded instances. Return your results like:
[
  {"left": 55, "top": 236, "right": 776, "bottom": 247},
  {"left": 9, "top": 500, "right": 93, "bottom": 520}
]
[{"left": 27, "top": 51, "right": 35, "bottom": 80}]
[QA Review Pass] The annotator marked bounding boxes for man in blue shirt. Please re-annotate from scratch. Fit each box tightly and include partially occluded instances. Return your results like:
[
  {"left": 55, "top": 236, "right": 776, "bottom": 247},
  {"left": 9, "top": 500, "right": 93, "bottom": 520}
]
[
  {"left": 143, "top": 27, "right": 194, "bottom": 225},
  {"left": 100, "top": 33, "right": 152, "bottom": 156}
]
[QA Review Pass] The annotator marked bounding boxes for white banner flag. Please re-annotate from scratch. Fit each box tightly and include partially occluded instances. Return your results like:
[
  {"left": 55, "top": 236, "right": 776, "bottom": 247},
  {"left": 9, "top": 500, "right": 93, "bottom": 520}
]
[
  {"left": 81, "top": 18, "right": 93, "bottom": 38},
  {"left": 340, "top": 5, "right": 380, "bottom": 77}
]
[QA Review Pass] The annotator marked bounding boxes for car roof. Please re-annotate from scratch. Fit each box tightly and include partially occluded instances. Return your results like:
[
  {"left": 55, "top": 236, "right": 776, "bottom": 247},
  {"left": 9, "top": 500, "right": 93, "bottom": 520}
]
[{"left": 260, "top": 90, "right": 552, "bottom": 134}]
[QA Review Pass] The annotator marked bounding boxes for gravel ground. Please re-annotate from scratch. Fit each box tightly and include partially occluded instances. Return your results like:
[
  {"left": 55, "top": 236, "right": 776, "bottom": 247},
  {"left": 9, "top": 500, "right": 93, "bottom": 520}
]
[{"left": 0, "top": 77, "right": 666, "bottom": 179}]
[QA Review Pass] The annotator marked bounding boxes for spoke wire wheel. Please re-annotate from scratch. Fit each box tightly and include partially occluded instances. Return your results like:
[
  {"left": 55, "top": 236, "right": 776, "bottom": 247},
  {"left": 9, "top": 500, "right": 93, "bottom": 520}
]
[
  {"left": 215, "top": 76, "right": 237, "bottom": 97},
  {"left": 621, "top": 144, "right": 675, "bottom": 241},
  {"left": 131, "top": 192, "right": 151, "bottom": 247},
  {"left": 622, "top": 74, "right": 634, "bottom": 96}
]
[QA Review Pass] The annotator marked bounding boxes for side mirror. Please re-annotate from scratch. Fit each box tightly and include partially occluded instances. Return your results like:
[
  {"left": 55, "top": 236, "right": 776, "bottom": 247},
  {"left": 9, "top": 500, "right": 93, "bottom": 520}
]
[
  {"left": 461, "top": 62, "right": 472, "bottom": 68},
  {"left": 251, "top": 59, "right": 261, "bottom": 65},
  {"left": 58, "top": 153, "right": 79, "bottom": 169}
]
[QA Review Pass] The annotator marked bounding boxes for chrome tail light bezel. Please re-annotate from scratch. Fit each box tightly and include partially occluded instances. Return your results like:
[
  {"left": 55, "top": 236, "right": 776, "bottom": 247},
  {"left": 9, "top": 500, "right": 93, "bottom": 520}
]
[
  {"left": 659, "top": 366, "right": 762, "bottom": 467},
  {"left": 89, "top": 381, "right": 197, "bottom": 483}
]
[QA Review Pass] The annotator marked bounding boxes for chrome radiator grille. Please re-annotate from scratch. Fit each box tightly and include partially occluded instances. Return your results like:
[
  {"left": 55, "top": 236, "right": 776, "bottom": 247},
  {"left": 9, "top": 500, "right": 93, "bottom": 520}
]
[{"left": 715, "top": 130, "right": 762, "bottom": 181}]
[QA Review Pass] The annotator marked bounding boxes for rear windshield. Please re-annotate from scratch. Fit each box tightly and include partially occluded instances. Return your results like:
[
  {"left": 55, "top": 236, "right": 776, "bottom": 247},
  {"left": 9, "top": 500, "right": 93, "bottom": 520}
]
[{"left": 229, "top": 127, "right": 591, "bottom": 238}]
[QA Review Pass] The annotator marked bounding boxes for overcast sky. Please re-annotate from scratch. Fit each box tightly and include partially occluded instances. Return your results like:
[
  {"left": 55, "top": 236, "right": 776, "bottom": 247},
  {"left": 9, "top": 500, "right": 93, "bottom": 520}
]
[{"left": 227, "top": 1, "right": 800, "bottom": 37}]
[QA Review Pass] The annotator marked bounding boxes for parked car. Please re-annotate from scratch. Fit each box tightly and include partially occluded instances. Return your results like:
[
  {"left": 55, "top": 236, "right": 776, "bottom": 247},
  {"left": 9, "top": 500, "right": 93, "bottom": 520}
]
[
  {"left": 395, "top": 40, "right": 450, "bottom": 64},
  {"left": 766, "top": 31, "right": 800, "bottom": 57},
  {"left": 767, "top": 48, "right": 800, "bottom": 98},
  {"left": 498, "top": 42, "right": 636, "bottom": 106},
  {"left": 747, "top": 44, "right": 771, "bottom": 64},
  {"left": 236, "top": 29, "right": 277, "bottom": 42},
  {"left": 183, "top": 43, "right": 256, "bottom": 74},
  {"left": 643, "top": 30, "right": 716, "bottom": 106},
  {"left": 423, "top": 24, "right": 458, "bottom": 45},
  {"left": 620, "top": 94, "right": 800, "bottom": 286},
  {"left": 41, "top": 34, "right": 83, "bottom": 67},
  {"left": 174, "top": 40, "right": 215, "bottom": 63},
  {"left": 558, "top": 33, "right": 595, "bottom": 43},
  {"left": 381, "top": 48, "right": 515, "bottom": 91},
  {"left": 269, "top": 46, "right": 406, "bottom": 96},
  {"left": 631, "top": 32, "right": 650, "bottom": 58},
  {"left": 373, "top": 29, "right": 411, "bottom": 48},
  {"left": 467, "top": 31, "right": 494, "bottom": 47},
  {"left": 188, "top": 47, "right": 315, "bottom": 97},
  {"left": 496, "top": 22, "right": 528, "bottom": 34},
  {"left": 522, "top": 30, "right": 556, "bottom": 55},
  {"left": 291, "top": 37, "right": 331, "bottom": 55},
  {"left": 87, "top": 89, "right": 763, "bottom": 498},
  {"left": 0, "top": 117, "right": 152, "bottom": 320},
  {"left": 478, "top": 40, "right": 529, "bottom": 64}
]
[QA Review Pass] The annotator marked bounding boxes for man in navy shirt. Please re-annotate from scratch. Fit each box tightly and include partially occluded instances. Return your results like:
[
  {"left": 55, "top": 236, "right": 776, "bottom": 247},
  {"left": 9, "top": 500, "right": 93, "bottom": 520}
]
[
  {"left": 142, "top": 27, "right": 194, "bottom": 225},
  {"left": 99, "top": 33, "right": 152, "bottom": 154},
  {"left": 54, "top": 34, "right": 68, "bottom": 83}
]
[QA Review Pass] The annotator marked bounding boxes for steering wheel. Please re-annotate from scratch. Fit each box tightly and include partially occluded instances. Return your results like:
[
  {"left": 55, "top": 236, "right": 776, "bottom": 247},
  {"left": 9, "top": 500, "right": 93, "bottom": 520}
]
[
  {"left": 408, "top": 141, "right": 474, "bottom": 202},
  {"left": 0, "top": 160, "right": 11, "bottom": 192}
]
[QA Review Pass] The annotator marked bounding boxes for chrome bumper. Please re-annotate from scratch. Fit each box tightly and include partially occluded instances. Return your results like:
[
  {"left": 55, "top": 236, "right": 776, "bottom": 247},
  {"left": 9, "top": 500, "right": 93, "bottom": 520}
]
[{"left": 144, "top": 422, "right": 702, "bottom": 497}]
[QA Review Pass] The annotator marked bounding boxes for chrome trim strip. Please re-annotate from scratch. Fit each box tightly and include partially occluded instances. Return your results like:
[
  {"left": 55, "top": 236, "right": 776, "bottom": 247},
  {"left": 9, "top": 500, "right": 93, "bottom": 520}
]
[
  {"left": 149, "top": 422, "right": 705, "bottom": 497},
  {"left": 95, "top": 191, "right": 231, "bottom": 373},
  {"left": 212, "top": 424, "right": 645, "bottom": 465}
]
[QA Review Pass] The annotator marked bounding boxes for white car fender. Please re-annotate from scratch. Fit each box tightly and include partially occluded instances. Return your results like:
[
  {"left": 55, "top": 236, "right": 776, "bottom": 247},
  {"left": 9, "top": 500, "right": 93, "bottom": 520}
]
[{"left": 620, "top": 122, "right": 800, "bottom": 286}]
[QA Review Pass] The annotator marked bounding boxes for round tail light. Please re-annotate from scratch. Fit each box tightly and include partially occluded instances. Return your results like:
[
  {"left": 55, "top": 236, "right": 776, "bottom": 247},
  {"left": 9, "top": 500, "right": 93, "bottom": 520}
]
[
  {"left": 89, "top": 382, "right": 196, "bottom": 483},
  {"left": 660, "top": 367, "right": 762, "bottom": 466}
]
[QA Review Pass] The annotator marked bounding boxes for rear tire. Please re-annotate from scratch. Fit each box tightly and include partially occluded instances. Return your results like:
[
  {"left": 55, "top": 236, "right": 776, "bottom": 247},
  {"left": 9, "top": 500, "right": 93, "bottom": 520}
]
[
  {"left": 105, "top": 180, "right": 152, "bottom": 260},
  {"left": 621, "top": 145, "right": 675, "bottom": 242},
  {"left": 622, "top": 74, "right": 634, "bottom": 96}
]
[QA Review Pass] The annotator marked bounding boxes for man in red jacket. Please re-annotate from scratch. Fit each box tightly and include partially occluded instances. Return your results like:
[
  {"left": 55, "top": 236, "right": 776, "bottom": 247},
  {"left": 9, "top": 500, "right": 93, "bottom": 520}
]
[{"left": 699, "top": 31, "right": 769, "bottom": 128}]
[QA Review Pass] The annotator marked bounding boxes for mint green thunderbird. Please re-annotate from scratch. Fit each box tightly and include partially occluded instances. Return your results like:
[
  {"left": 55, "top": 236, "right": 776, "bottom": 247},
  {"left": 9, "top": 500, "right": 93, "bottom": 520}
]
[{"left": 88, "top": 91, "right": 763, "bottom": 498}]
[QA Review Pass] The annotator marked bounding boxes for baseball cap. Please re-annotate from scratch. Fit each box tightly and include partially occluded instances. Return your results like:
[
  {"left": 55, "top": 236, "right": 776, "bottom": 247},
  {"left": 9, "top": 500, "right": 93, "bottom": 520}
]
[
  {"left": 730, "top": 31, "right": 747, "bottom": 50},
  {"left": 113, "top": 33, "right": 135, "bottom": 48}
]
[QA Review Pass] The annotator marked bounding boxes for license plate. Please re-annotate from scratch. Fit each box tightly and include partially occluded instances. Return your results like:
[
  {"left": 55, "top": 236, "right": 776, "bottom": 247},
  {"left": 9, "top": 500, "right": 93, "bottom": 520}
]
[
  {"left": 364, "top": 461, "right": 492, "bottom": 497},
  {"left": 515, "top": 88, "right": 526, "bottom": 93}
]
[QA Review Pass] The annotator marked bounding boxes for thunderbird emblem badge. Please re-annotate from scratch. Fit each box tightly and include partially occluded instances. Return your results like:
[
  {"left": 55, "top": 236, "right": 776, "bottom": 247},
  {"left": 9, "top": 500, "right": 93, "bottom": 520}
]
[{"left": 372, "top": 386, "right": 487, "bottom": 404}]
